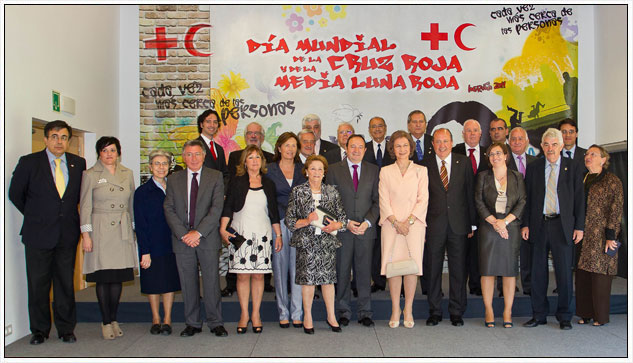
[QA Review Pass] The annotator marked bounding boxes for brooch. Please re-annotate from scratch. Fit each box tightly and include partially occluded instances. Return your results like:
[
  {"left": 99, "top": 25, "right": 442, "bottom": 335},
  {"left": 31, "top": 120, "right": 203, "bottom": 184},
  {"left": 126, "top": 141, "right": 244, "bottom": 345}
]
[{"left": 98, "top": 178, "right": 108, "bottom": 184}]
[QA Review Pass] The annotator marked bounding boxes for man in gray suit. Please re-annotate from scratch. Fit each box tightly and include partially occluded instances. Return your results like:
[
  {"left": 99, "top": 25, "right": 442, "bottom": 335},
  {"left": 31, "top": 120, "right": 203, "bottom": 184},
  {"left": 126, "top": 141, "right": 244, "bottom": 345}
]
[
  {"left": 164, "top": 139, "right": 227, "bottom": 337},
  {"left": 326, "top": 134, "right": 380, "bottom": 327}
]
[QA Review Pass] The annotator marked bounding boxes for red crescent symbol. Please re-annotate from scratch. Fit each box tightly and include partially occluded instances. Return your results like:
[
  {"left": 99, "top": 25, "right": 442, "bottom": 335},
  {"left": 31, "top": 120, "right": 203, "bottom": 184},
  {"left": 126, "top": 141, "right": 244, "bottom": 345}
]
[
  {"left": 185, "top": 23, "right": 212, "bottom": 57},
  {"left": 454, "top": 23, "right": 476, "bottom": 51}
]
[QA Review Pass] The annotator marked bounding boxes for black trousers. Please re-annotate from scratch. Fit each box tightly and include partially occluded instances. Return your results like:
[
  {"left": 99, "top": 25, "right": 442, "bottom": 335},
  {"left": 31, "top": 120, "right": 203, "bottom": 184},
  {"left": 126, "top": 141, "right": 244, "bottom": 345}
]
[
  {"left": 25, "top": 244, "right": 77, "bottom": 336},
  {"left": 425, "top": 226, "right": 467, "bottom": 317},
  {"left": 371, "top": 225, "right": 385, "bottom": 288},
  {"left": 465, "top": 230, "right": 481, "bottom": 291},
  {"left": 520, "top": 239, "right": 533, "bottom": 293},
  {"left": 575, "top": 269, "right": 614, "bottom": 324},
  {"left": 530, "top": 217, "right": 574, "bottom": 322}
]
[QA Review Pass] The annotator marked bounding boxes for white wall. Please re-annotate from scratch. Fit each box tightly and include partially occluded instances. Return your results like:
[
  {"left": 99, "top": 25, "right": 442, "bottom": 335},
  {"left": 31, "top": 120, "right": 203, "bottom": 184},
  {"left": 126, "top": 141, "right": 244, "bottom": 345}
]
[
  {"left": 4, "top": 5, "right": 125, "bottom": 345},
  {"left": 593, "top": 5, "right": 628, "bottom": 146}
]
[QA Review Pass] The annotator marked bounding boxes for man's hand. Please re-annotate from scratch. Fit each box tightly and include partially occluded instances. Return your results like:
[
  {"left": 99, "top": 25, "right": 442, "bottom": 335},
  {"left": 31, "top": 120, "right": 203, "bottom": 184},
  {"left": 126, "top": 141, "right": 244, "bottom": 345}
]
[
  {"left": 573, "top": 230, "right": 584, "bottom": 244},
  {"left": 521, "top": 227, "right": 529, "bottom": 240},
  {"left": 182, "top": 230, "right": 201, "bottom": 247},
  {"left": 356, "top": 221, "right": 369, "bottom": 235},
  {"left": 347, "top": 220, "right": 361, "bottom": 234}
]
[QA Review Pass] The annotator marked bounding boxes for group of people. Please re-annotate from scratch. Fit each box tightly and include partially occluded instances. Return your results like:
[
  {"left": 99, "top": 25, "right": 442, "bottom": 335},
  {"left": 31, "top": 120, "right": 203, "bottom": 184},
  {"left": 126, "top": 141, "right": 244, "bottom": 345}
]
[{"left": 9, "top": 110, "right": 623, "bottom": 344}]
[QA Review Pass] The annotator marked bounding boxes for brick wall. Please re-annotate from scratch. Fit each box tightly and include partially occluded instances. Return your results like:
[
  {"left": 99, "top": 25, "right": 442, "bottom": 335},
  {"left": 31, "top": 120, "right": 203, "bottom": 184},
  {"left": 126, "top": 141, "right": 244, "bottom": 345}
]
[{"left": 139, "top": 5, "right": 210, "bottom": 182}]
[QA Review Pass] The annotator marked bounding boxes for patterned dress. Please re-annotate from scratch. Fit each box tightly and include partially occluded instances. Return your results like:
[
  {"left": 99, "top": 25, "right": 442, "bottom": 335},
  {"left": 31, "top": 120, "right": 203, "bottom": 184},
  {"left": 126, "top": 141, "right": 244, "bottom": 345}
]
[{"left": 228, "top": 187, "right": 273, "bottom": 273}]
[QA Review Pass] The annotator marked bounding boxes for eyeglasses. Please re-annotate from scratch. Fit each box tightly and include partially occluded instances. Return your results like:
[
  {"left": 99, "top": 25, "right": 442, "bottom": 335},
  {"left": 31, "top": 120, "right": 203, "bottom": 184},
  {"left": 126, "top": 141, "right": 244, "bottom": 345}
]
[
  {"left": 369, "top": 124, "right": 385, "bottom": 129},
  {"left": 152, "top": 161, "right": 170, "bottom": 167},
  {"left": 489, "top": 151, "right": 505, "bottom": 157},
  {"left": 561, "top": 130, "right": 576, "bottom": 135},
  {"left": 48, "top": 134, "right": 69, "bottom": 141},
  {"left": 184, "top": 152, "right": 203, "bottom": 158},
  {"left": 338, "top": 130, "right": 353, "bottom": 135},
  {"left": 246, "top": 131, "right": 263, "bottom": 137}
]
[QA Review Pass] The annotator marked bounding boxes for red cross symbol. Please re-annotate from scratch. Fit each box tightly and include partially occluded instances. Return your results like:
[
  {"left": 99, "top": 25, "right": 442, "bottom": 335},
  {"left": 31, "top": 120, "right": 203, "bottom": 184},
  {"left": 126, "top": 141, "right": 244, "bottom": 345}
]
[
  {"left": 144, "top": 27, "right": 178, "bottom": 61},
  {"left": 421, "top": 23, "right": 448, "bottom": 50}
]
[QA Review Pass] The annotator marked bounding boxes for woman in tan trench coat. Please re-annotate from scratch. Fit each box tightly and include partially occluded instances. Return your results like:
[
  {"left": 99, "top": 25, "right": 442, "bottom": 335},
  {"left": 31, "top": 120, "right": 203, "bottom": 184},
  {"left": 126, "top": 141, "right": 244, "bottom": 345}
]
[{"left": 80, "top": 136, "right": 136, "bottom": 340}]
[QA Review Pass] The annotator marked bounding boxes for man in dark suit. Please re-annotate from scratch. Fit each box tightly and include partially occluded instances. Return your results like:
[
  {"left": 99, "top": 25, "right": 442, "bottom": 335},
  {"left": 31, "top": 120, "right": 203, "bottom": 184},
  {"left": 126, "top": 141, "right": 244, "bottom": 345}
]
[
  {"left": 223, "top": 121, "right": 274, "bottom": 295},
  {"left": 407, "top": 110, "right": 433, "bottom": 164},
  {"left": 452, "top": 119, "right": 488, "bottom": 296},
  {"left": 298, "top": 128, "right": 316, "bottom": 164},
  {"left": 558, "top": 118, "right": 587, "bottom": 171},
  {"left": 326, "top": 134, "right": 380, "bottom": 327},
  {"left": 508, "top": 127, "right": 537, "bottom": 296},
  {"left": 488, "top": 117, "right": 509, "bottom": 146},
  {"left": 521, "top": 128, "right": 585, "bottom": 330},
  {"left": 164, "top": 139, "right": 228, "bottom": 337},
  {"left": 196, "top": 109, "right": 228, "bottom": 179},
  {"left": 324, "top": 122, "right": 354, "bottom": 165},
  {"left": 422, "top": 128, "right": 476, "bottom": 327},
  {"left": 302, "top": 113, "right": 337, "bottom": 156},
  {"left": 363, "top": 116, "right": 394, "bottom": 293},
  {"left": 9, "top": 120, "right": 86, "bottom": 345}
]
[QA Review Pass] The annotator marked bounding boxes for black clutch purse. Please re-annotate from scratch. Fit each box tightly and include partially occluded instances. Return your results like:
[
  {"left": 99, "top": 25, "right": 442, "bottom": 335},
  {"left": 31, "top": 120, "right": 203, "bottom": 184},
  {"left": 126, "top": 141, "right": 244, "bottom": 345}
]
[
  {"left": 226, "top": 227, "right": 246, "bottom": 250},
  {"left": 605, "top": 240, "right": 621, "bottom": 257},
  {"left": 310, "top": 206, "right": 338, "bottom": 236}
]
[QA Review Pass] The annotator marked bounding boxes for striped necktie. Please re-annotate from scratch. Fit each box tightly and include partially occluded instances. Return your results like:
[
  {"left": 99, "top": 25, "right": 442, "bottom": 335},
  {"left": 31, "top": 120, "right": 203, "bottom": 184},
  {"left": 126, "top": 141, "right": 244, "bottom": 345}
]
[
  {"left": 440, "top": 160, "right": 449, "bottom": 191},
  {"left": 545, "top": 163, "right": 557, "bottom": 215}
]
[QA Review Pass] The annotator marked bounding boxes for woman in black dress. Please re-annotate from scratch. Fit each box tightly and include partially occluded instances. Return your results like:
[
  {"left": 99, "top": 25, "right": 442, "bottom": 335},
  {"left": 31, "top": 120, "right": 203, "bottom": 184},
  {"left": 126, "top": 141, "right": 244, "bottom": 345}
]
[
  {"left": 475, "top": 143, "right": 526, "bottom": 328},
  {"left": 134, "top": 150, "right": 181, "bottom": 335}
]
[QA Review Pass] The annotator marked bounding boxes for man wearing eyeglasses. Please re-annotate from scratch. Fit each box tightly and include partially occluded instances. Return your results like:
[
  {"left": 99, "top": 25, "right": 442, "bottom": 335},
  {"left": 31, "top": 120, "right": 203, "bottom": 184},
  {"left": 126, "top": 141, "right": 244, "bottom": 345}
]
[
  {"left": 224, "top": 121, "right": 275, "bottom": 296},
  {"left": 325, "top": 122, "right": 355, "bottom": 165},
  {"left": 9, "top": 120, "right": 87, "bottom": 345},
  {"left": 558, "top": 118, "right": 587, "bottom": 173}
]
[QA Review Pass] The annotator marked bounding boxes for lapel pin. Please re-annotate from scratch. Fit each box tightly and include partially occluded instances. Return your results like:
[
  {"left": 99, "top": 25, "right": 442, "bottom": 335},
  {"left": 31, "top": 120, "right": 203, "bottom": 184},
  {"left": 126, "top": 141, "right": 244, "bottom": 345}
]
[{"left": 564, "top": 167, "right": 568, "bottom": 171}]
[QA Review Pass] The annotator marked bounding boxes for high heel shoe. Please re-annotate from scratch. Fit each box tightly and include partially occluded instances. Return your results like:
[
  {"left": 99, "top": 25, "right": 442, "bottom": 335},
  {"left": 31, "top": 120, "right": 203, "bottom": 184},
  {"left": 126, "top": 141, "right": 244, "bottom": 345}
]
[
  {"left": 111, "top": 321, "right": 123, "bottom": 337},
  {"left": 389, "top": 310, "right": 401, "bottom": 328},
  {"left": 403, "top": 309, "right": 415, "bottom": 328},
  {"left": 303, "top": 327, "right": 314, "bottom": 334},
  {"left": 236, "top": 326, "right": 247, "bottom": 334},
  {"left": 101, "top": 323, "right": 115, "bottom": 340},
  {"left": 252, "top": 325, "right": 263, "bottom": 333},
  {"left": 326, "top": 320, "right": 342, "bottom": 333}
]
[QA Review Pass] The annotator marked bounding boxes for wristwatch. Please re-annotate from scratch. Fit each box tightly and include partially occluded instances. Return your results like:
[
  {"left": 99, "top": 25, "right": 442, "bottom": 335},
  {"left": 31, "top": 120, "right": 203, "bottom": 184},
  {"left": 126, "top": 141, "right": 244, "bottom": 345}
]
[
  {"left": 408, "top": 216, "right": 415, "bottom": 225},
  {"left": 504, "top": 219, "right": 509, "bottom": 225}
]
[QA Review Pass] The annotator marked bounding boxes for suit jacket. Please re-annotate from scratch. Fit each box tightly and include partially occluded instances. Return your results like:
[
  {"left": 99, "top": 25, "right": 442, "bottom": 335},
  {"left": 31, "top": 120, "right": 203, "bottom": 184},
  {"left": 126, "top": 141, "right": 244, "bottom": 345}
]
[
  {"left": 507, "top": 152, "right": 537, "bottom": 173},
  {"left": 363, "top": 140, "right": 395, "bottom": 168},
  {"left": 284, "top": 181, "right": 348, "bottom": 249},
  {"left": 523, "top": 157, "right": 585, "bottom": 243},
  {"left": 325, "top": 160, "right": 379, "bottom": 241},
  {"left": 9, "top": 149, "right": 86, "bottom": 249},
  {"left": 410, "top": 133, "right": 434, "bottom": 165},
  {"left": 266, "top": 161, "right": 306, "bottom": 220},
  {"left": 227, "top": 148, "right": 274, "bottom": 180},
  {"left": 221, "top": 173, "right": 280, "bottom": 225},
  {"left": 562, "top": 146, "right": 588, "bottom": 174},
  {"left": 324, "top": 146, "right": 345, "bottom": 165},
  {"left": 474, "top": 169, "right": 526, "bottom": 223},
  {"left": 134, "top": 178, "right": 174, "bottom": 257},
  {"left": 197, "top": 135, "right": 228, "bottom": 180},
  {"left": 318, "top": 138, "right": 337, "bottom": 156},
  {"left": 452, "top": 142, "right": 489, "bottom": 174},
  {"left": 421, "top": 153, "right": 476, "bottom": 236},
  {"left": 163, "top": 166, "right": 225, "bottom": 253}
]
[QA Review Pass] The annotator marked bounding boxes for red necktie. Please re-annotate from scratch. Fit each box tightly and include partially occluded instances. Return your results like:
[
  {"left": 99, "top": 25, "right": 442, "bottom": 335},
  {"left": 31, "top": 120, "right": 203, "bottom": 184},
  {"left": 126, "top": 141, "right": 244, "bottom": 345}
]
[
  {"left": 468, "top": 148, "right": 477, "bottom": 175},
  {"left": 209, "top": 141, "right": 217, "bottom": 161},
  {"left": 440, "top": 160, "right": 449, "bottom": 191},
  {"left": 352, "top": 165, "right": 359, "bottom": 192}
]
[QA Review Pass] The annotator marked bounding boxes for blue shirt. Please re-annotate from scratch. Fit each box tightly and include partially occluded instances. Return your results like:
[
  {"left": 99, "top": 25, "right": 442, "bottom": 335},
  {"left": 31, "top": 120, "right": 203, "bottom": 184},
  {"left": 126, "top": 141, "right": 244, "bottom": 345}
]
[
  {"left": 46, "top": 148, "right": 69, "bottom": 188},
  {"left": 543, "top": 157, "right": 561, "bottom": 214}
]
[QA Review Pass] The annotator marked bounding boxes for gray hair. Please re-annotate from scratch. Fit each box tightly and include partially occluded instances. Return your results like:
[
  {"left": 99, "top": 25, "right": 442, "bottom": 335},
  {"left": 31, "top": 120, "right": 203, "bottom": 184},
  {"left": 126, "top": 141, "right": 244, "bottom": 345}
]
[
  {"left": 148, "top": 149, "right": 173, "bottom": 164},
  {"left": 244, "top": 122, "right": 264, "bottom": 138},
  {"left": 337, "top": 121, "right": 355, "bottom": 133},
  {"left": 463, "top": 119, "right": 481, "bottom": 131},
  {"left": 301, "top": 113, "right": 321, "bottom": 128},
  {"left": 182, "top": 139, "right": 206, "bottom": 154},
  {"left": 509, "top": 126, "right": 528, "bottom": 140},
  {"left": 297, "top": 128, "right": 316, "bottom": 139},
  {"left": 541, "top": 128, "right": 563, "bottom": 145}
]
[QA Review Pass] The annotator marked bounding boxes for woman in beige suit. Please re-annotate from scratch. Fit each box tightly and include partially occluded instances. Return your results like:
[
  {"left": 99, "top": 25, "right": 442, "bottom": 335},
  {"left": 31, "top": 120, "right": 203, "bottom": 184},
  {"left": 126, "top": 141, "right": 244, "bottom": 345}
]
[
  {"left": 80, "top": 136, "right": 136, "bottom": 340},
  {"left": 379, "top": 130, "right": 429, "bottom": 329}
]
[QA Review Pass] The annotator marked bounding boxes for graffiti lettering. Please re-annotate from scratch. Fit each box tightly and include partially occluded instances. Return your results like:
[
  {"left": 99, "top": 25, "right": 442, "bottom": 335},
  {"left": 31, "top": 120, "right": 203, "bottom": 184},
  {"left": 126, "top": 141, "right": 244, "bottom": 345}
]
[
  {"left": 494, "top": 81, "right": 506, "bottom": 89},
  {"left": 239, "top": 100, "right": 296, "bottom": 119},
  {"left": 246, "top": 34, "right": 290, "bottom": 54},
  {"left": 409, "top": 75, "right": 459, "bottom": 90},
  {"left": 295, "top": 35, "right": 396, "bottom": 54},
  {"left": 274, "top": 74, "right": 345, "bottom": 90},
  {"left": 490, "top": 7, "right": 512, "bottom": 19},
  {"left": 468, "top": 81, "right": 492, "bottom": 93},
  {"left": 155, "top": 98, "right": 178, "bottom": 109},
  {"left": 401, "top": 55, "right": 462, "bottom": 74},
  {"left": 182, "top": 98, "right": 213, "bottom": 109},
  {"left": 327, "top": 54, "right": 394, "bottom": 73},
  {"left": 515, "top": 5, "right": 536, "bottom": 13},
  {"left": 350, "top": 74, "right": 407, "bottom": 90},
  {"left": 177, "top": 81, "right": 203, "bottom": 95},
  {"left": 515, "top": 17, "right": 562, "bottom": 35}
]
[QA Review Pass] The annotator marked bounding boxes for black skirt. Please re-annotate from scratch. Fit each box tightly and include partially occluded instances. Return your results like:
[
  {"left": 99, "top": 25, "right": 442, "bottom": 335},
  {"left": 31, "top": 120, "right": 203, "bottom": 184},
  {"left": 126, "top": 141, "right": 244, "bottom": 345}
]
[{"left": 86, "top": 268, "right": 134, "bottom": 283}]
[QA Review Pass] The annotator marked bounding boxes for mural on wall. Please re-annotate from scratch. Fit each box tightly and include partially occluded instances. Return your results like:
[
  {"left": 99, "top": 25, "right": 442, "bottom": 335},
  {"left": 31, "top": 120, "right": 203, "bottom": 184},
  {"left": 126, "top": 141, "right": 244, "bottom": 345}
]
[{"left": 139, "top": 5, "right": 579, "bottom": 180}]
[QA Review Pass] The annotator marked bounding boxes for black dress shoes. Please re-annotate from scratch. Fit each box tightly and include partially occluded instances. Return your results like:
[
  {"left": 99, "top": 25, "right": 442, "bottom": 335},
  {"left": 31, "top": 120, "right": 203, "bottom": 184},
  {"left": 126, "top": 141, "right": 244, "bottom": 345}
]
[
  {"left": 211, "top": 325, "right": 228, "bottom": 337},
  {"left": 180, "top": 325, "right": 202, "bottom": 337},
  {"left": 523, "top": 318, "right": 547, "bottom": 327},
  {"left": 292, "top": 321, "right": 303, "bottom": 328},
  {"left": 59, "top": 333, "right": 76, "bottom": 343},
  {"left": 279, "top": 322, "right": 290, "bottom": 328},
  {"left": 29, "top": 332, "right": 47, "bottom": 345},
  {"left": 370, "top": 284, "right": 385, "bottom": 293},
  {"left": 559, "top": 321, "right": 572, "bottom": 330},
  {"left": 327, "top": 321, "right": 342, "bottom": 332},
  {"left": 264, "top": 284, "right": 275, "bottom": 293},
  {"left": 160, "top": 324, "right": 172, "bottom": 335},
  {"left": 358, "top": 317, "right": 375, "bottom": 327},
  {"left": 150, "top": 324, "right": 162, "bottom": 335},
  {"left": 450, "top": 315, "right": 464, "bottom": 327},
  {"left": 221, "top": 287, "right": 234, "bottom": 297},
  {"left": 470, "top": 288, "right": 482, "bottom": 296},
  {"left": 303, "top": 327, "right": 314, "bottom": 334},
  {"left": 339, "top": 317, "right": 350, "bottom": 326},
  {"left": 426, "top": 315, "right": 442, "bottom": 326}
]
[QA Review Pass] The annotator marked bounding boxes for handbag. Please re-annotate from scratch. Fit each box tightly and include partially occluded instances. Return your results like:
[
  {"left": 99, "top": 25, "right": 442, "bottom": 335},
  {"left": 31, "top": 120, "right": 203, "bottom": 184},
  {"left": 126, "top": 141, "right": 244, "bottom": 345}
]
[
  {"left": 604, "top": 240, "right": 622, "bottom": 257},
  {"left": 385, "top": 235, "right": 419, "bottom": 278},
  {"left": 310, "top": 206, "right": 338, "bottom": 236},
  {"left": 226, "top": 226, "right": 246, "bottom": 250}
]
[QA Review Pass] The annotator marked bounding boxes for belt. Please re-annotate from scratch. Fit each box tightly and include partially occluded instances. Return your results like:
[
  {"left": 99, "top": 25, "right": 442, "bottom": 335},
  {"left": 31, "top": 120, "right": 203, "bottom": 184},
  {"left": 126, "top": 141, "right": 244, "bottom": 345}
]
[{"left": 543, "top": 214, "right": 560, "bottom": 221}]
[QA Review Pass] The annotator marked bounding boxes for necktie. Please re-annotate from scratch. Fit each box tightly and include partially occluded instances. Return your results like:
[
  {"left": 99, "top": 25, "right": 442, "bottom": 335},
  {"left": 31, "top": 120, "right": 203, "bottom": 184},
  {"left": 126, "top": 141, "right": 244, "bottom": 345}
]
[
  {"left": 352, "top": 164, "right": 359, "bottom": 192},
  {"left": 545, "top": 163, "right": 557, "bottom": 215},
  {"left": 54, "top": 158, "right": 65, "bottom": 197},
  {"left": 209, "top": 141, "right": 217, "bottom": 161},
  {"left": 415, "top": 139, "right": 423, "bottom": 161},
  {"left": 376, "top": 144, "right": 383, "bottom": 167},
  {"left": 189, "top": 172, "right": 199, "bottom": 229},
  {"left": 343, "top": 149, "right": 347, "bottom": 160},
  {"left": 517, "top": 155, "right": 526, "bottom": 178},
  {"left": 468, "top": 148, "right": 477, "bottom": 175},
  {"left": 440, "top": 160, "right": 449, "bottom": 191},
  {"left": 565, "top": 150, "right": 572, "bottom": 159}
]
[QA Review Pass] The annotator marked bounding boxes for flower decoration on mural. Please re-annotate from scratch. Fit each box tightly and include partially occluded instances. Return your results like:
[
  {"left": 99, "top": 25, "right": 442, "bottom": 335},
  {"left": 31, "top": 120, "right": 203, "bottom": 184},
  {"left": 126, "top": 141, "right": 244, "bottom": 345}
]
[
  {"left": 207, "top": 88, "right": 241, "bottom": 154},
  {"left": 218, "top": 71, "right": 250, "bottom": 101},
  {"left": 286, "top": 13, "right": 304, "bottom": 32},
  {"left": 325, "top": 5, "right": 347, "bottom": 20},
  {"left": 304, "top": 5, "right": 322, "bottom": 17},
  {"left": 319, "top": 17, "right": 328, "bottom": 27}
]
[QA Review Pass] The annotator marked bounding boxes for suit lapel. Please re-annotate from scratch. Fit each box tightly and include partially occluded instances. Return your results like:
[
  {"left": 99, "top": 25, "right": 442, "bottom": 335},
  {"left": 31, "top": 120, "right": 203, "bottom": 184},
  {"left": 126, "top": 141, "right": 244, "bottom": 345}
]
[
  {"left": 39, "top": 150, "right": 59, "bottom": 197},
  {"left": 448, "top": 154, "right": 459, "bottom": 191}
]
